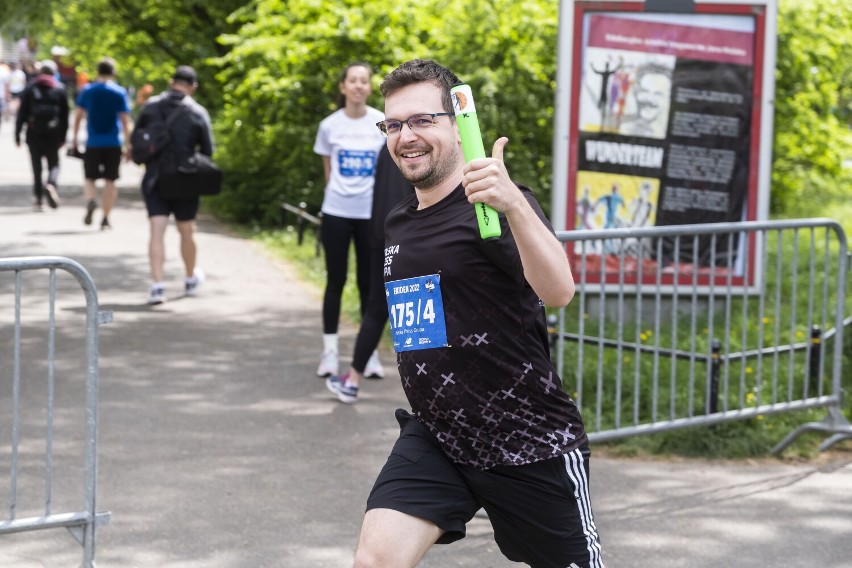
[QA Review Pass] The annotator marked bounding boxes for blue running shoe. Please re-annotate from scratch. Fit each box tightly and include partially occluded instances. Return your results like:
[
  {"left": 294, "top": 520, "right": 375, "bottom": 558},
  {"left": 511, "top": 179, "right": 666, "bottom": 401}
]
[{"left": 326, "top": 374, "right": 358, "bottom": 404}]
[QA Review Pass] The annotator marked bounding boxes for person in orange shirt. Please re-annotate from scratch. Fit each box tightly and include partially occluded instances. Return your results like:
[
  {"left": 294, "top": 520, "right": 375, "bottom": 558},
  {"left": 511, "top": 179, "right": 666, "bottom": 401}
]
[
  {"left": 136, "top": 83, "right": 153, "bottom": 107},
  {"left": 76, "top": 69, "right": 89, "bottom": 92}
]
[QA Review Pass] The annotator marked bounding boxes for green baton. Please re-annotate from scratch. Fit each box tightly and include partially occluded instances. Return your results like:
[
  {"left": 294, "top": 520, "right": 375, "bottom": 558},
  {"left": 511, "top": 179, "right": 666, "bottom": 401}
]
[{"left": 450, "top": 83, "right": 502, "bottom": 240}]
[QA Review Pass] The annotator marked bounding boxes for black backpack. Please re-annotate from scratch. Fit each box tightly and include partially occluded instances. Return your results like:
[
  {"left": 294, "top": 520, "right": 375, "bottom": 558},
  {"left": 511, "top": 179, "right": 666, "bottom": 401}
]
[
  {"left": 130, "top": 101, "right": 189, "bottom": 165},
  {"left": 28, "top": 86, "right": 63, "bottom": 132}
]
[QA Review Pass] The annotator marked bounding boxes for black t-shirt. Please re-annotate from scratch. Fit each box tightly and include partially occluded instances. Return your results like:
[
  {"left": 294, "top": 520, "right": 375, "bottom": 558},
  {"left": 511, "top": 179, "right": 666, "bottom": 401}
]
[
  {"left": 370, "top": 145, "right": 414, "bottom": 247},
  {"left": 384, "top": 183, "right": 587, "bottom": 469}
]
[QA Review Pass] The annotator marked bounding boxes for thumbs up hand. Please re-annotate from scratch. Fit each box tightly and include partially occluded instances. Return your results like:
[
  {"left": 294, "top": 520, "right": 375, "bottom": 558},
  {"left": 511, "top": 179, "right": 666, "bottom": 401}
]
[{"left": 461, "top": 137, "right": 524, "bottom": 215}]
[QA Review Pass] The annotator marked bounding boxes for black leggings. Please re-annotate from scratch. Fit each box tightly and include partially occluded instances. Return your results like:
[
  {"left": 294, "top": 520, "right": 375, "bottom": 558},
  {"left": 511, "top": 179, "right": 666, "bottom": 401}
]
[
  {"left": 351, "top": 245, "right": 390, "bottom": 372},
  {"left": 27, "top": 138, "right": 60, "bottom": 202},
  {"left": 321, "top": 213, "right": 371, "bottom": 334}
]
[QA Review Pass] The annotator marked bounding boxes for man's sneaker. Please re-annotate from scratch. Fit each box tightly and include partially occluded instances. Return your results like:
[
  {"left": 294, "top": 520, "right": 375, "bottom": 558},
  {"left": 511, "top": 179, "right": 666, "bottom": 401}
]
[
  {"left": 44, "top": 183, "right": 60, "bottom": 209},
  {"left": 184, "top": 268, "right": 205, "bottom": 296},
  {"left": 364, "top": 350, "right": 385, "bottom": 379},
  {"left": 33, "top": 201, "right": 44, "bottom": 212},
  {"left": 147, "top": 285, "right": 167, "bottom": 305},
  {"left": 316, "top": 350, "right": 338, "bottom": 377},
  {"left": 326, "top": 374, "right": 358, "bottom": 404},
  {"left": 84, "top": 199, "right": 97, "bottom": 225},
  {"left": 100, "top": 217, "right": 111, "bottom": 231}
]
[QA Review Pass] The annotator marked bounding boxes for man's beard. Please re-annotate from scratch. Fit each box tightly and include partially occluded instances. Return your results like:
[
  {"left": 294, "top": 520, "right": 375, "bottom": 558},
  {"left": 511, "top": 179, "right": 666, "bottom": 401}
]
[{"left": 398, "top": 144, "right": 460, "bottom": 190}]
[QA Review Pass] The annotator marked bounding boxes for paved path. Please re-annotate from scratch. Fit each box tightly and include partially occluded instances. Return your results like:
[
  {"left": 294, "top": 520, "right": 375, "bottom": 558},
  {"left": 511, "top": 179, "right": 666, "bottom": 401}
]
[{"left": 0, "top": 125, "right": 850, "bottom": 567}]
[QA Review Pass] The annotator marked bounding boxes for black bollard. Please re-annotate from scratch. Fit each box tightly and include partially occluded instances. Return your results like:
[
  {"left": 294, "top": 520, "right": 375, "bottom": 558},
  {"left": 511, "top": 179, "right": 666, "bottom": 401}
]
[
  {"left": 808, "top": 325, "right": 821, "bottom": 397},
  {"left": 709, "top": 339, "right": 721, "bottom": 414}
]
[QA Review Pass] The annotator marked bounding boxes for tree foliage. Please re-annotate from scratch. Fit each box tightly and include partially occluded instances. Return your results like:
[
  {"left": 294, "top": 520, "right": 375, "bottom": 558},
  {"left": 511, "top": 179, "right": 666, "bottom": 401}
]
[
  {"left": 212, "top": 0, "right": 559, "bottom": 224},
  {"left": 3, "top": 0, "right": 849, "bottom": 223},
  {"left": 1, "top": 0, "right": 249, "bottom": 109},
  {"left": 773, "top": 0, "right": 852, "bottom": 212}
]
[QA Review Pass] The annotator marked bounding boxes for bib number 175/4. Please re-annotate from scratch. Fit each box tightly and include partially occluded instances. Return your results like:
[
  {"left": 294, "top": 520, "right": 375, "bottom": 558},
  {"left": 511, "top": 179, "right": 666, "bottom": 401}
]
[{"left": 384, "top": 274, "right": 449, "bottom": 352}]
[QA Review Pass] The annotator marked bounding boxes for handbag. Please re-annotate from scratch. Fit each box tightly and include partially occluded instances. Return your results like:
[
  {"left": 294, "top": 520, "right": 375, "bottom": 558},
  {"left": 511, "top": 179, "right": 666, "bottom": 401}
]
[{"left": 157, "top": 152, "right": 223, "bottom": 199}]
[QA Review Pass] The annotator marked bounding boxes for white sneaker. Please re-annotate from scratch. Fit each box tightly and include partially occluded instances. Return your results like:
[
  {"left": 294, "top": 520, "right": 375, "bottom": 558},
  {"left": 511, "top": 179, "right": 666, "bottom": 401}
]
[
  {"left": 364, "top": 350, "right": 385, "bottom": 379},
  {"left": 147, "top": 285, "right": 167, "bottom": 305},
  {"left": 316, "top": 350, "right": 338, "bottom": 377},
  {"left": 185, "top": 268, "right": 205, "bottom": 297}
]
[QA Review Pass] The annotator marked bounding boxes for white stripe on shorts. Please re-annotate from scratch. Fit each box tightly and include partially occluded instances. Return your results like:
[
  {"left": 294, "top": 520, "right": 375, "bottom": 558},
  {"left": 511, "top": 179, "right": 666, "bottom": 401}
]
[{"left": 563, "top": 448, "right": 604, "bottom": 568}]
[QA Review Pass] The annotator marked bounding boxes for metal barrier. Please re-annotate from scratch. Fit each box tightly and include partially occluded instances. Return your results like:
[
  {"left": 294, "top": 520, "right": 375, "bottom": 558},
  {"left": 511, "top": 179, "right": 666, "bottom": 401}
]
[
  {"left": 280, "top": 201, "right": 322, "bottom": 257},
  {"left": 553, "top": 218, "right": 851, "bottom": 453},
  {"left": 0, "top": 256, "right": 111, "bottom": 567}
]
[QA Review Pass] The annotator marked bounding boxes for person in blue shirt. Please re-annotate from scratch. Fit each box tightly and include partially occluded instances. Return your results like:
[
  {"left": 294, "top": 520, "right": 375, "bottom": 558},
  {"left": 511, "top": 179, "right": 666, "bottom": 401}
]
[
  {"left": 596, "top": 183, "right": 626, "bottom": 255},
  {"left": 71, "top": 57, "right": 131, "bottom": 230},
  {"left": 596, "top": 183, "right": 625, "bottom": 230}
]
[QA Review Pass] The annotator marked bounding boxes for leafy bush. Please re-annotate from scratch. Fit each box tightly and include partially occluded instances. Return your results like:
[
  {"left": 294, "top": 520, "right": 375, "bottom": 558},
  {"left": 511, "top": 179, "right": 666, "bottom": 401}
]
[
  {"left": 210, "top": 0, "right": 559, "bottom": 223},
  {"left": 772, "top": 0, "right": 852, "bottom": 212}
]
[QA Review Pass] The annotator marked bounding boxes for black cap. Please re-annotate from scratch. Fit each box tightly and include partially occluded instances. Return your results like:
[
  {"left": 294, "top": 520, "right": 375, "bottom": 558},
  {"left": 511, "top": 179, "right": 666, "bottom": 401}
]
[{"left": 172, "top": 65, "right": 197, "bottom": 84}]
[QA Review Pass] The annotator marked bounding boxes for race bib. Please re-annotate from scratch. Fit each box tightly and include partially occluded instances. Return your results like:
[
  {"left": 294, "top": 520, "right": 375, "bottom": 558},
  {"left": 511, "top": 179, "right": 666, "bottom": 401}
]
[
  {"left": 385, "top": 274, "right": 449, "bottom": 352},
  {"left": 338, "top": 149, "right": 376, "bottom": 177}
]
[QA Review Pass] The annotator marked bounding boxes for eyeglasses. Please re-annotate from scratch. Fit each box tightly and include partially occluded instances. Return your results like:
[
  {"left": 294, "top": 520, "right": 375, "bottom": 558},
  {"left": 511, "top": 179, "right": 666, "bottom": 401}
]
[{"left": 376, "top": 113, "right": 453, "bottom": 137}]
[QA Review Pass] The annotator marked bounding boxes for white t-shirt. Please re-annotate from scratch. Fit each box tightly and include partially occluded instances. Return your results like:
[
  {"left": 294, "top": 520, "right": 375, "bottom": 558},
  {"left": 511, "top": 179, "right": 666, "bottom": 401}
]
[
  {"left": 0, "top": 66, "right": 10, "bottom": 100},
  {"left": 313, "top": 107, "right": 385, "bottom": 219},
  {"left": 9, "top": 69, "right": 27, "bottom": 95}
]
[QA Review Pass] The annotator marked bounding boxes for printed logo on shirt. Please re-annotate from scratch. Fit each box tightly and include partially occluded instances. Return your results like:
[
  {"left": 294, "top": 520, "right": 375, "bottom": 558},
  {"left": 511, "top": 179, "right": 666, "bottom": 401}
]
[
  {"left": 338, "top": 149, "right": 376, "bottom": 177},
  {"left": 384, "top": 243, "right": 399, "bottom": 277}
]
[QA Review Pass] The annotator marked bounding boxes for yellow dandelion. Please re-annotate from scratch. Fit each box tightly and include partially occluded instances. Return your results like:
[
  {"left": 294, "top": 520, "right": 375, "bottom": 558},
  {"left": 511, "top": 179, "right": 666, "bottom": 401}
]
[
  {"left": 640, "top": 333, "right": 648, "bottom": 341},
  {"left": 746, "top": 366, "right": 753, "bottom": 374},
  {"left": 762, "top": 316, "right": 771, "bottom": 324},
  {"left": 746, "top": 392, "right": 756, "bottom": 404},
  {"left": 756, "top": 415, "right": 764, "bottom": 421}
]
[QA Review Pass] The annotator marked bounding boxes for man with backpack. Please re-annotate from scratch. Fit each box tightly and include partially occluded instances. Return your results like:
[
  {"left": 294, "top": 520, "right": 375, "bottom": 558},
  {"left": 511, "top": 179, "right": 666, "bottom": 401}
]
[
  {"left": 15, "top": 60, "right": 68, "bottom": 211},
  {"left": 128, "top": 65, "right": 214, "bottom": 305}
]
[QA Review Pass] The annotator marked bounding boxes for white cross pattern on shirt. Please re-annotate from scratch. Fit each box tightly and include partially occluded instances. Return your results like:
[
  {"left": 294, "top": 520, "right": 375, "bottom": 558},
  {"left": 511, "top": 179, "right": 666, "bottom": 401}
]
[{"left": 538, "top": 371, "right": 561, "bottom": 394}]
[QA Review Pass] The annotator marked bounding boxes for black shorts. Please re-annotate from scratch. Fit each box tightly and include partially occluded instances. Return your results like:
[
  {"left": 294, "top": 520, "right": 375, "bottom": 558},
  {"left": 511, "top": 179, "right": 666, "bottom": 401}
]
[
  {"left": 83, "top": 146, "right": 122, "bottom": 180},
  {"left": 143, "top": 187, "right": 199, "bottom": 221},
  {"left": 367, "top": 409, "right": 604, "bottom": 568}
]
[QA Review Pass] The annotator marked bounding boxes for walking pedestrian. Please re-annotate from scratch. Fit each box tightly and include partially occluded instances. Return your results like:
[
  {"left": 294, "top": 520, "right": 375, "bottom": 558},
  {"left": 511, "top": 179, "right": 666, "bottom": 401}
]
[
  {"left": 346, "top": 59, "right": 604, "bottom": 568},
  {"left": 7, "top": 62, "right": 28, "bottom": 118},
  {"left": 129, "top": 65, "right": 214, "bottom": 305},
  {"left": 14, "top": 60, "right": 68, "bottom": 212},
  {"left": 0, "top": 60, "right": 11, "bottom": 129},
  {"left": 71, "top": 57, "right": 131, "bottom": 230},
  {"left": 313, "top": 62, "right": 385, "bottom": 377},
  {"left": 325, "top": 144, "right": 414, "bottom": 403}
]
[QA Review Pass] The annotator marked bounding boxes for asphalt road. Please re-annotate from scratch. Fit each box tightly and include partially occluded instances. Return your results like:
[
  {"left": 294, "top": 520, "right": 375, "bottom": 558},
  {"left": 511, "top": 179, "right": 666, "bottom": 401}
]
[{"left": 0, "top": 122, "right": 850, "bottom": 567}]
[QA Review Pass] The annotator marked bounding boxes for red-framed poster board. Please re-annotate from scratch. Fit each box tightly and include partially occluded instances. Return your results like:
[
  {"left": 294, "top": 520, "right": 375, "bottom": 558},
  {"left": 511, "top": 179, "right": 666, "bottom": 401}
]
[{"left": 552, "top": 0, "right": 777, "bottom": 290}]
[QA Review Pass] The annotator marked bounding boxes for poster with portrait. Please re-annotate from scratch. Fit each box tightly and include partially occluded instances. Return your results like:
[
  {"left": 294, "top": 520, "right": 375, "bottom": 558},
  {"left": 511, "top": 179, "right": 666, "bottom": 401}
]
[{"left": 555, "top": 1, "right": 775, "bottom": 290}]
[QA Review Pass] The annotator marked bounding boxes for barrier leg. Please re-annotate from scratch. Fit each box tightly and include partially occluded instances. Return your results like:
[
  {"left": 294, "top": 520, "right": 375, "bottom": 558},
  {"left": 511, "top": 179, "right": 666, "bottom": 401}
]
[{"left": 771, "top": 406, "right": 852, "bottom": 455}]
